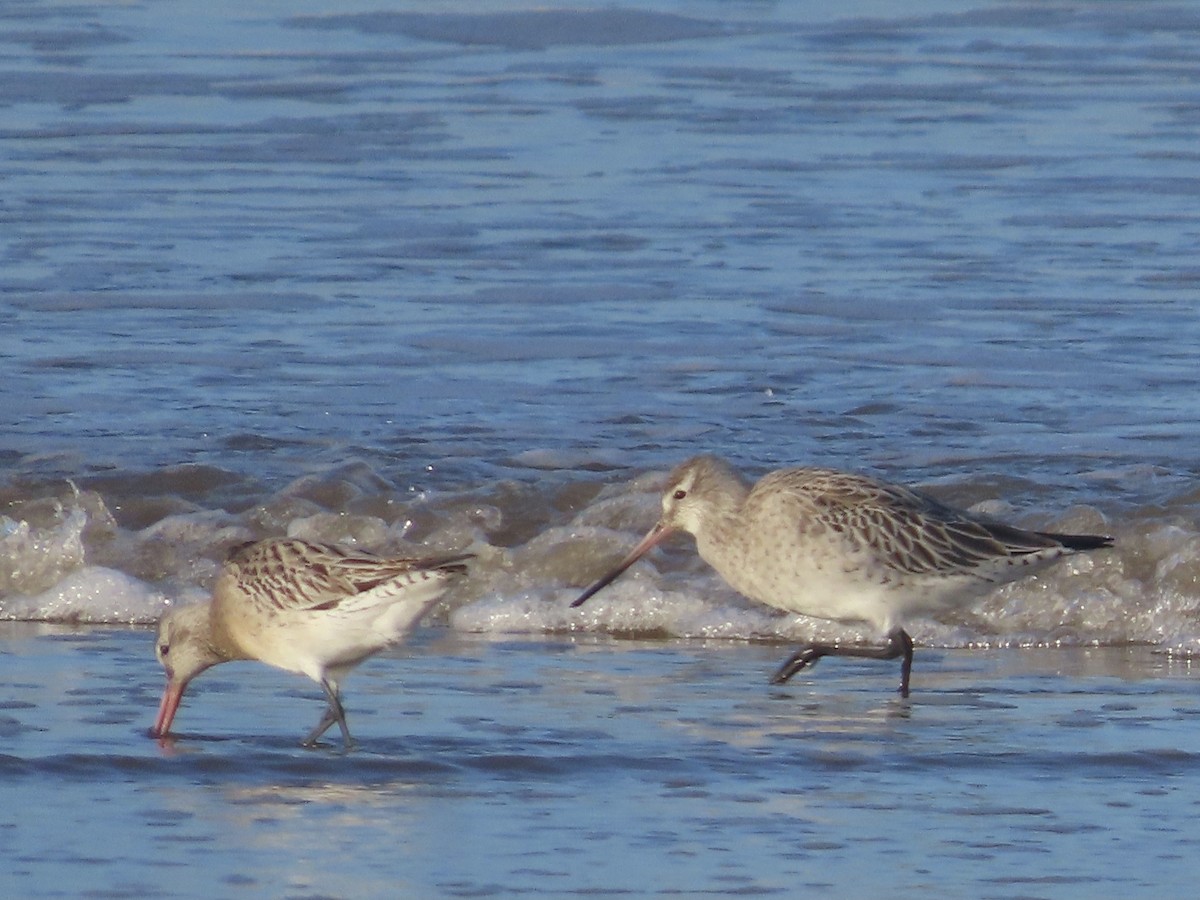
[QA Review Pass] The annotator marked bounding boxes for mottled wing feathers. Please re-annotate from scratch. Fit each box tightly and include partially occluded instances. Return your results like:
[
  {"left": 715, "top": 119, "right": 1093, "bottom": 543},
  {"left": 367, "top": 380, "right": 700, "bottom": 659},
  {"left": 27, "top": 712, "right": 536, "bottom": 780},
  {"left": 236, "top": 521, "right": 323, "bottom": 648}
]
[
  {"left": 314, "top": 546, "right": 470, "bottom": 595},
  {"left": 228, "top": 539, "right": 468, "bottom": 613},
  {"left": 763, "top": 468, "right": 1101, "bottom": 579}
]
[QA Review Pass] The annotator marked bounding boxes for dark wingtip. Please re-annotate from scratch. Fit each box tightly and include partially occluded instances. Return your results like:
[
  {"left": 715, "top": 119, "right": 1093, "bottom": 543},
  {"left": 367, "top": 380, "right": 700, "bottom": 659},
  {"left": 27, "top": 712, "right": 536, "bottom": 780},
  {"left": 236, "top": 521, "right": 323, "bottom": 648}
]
[
  {"left": 437, "top": 552, "right": 476, "bottom": 564},
  {"left": 1049, "top": 532, "right": 1114, "bottom": 551},
  {"left": 426, "top": 553, "right": 474, "bottom": 577}
]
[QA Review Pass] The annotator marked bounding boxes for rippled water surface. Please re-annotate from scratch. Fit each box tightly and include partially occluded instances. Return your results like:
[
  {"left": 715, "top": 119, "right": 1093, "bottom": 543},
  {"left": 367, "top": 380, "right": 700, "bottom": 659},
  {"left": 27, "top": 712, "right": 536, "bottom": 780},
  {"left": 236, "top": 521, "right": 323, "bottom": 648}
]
[
  {"left": 4, "top": 0, "right": 1200, "bottom": 896},
  {"left": 6, "top": 627, "right": 1200, "bottom": 898},
  {"left": 5, "top": 0, "right": 1200, "bottom": 490}
]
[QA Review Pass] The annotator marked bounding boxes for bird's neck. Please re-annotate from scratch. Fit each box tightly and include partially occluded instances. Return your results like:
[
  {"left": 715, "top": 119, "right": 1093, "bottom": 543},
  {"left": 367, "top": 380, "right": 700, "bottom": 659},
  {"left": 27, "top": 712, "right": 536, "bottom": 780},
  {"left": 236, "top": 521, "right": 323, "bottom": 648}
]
[
  {"left": 206, "top": 604, "right": 255, "bottom": 664},
  {"left": 690, "top": 489, "right": 746, "bottom": 567}
]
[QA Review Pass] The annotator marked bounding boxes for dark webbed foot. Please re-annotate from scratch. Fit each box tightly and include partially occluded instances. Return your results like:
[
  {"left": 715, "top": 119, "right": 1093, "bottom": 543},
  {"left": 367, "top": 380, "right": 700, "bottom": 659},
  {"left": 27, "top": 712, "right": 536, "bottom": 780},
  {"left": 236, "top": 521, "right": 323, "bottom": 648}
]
[
  {"left": 769, "top": 628, "right": 915, "bottom": 697},
  {"left": 769, "top": 647, "right": 823, "bottom": 684}
]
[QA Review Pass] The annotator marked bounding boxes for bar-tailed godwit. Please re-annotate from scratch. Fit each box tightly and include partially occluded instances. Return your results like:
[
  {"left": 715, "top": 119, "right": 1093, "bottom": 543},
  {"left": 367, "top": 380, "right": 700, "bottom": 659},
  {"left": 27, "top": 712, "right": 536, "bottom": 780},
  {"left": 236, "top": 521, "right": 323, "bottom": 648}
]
[
  {"left": 151, "top": 538, "right": 469, "bottom": 748},
  {"left": 573, "top": 455, "right": 1112, "bottom": 696}
]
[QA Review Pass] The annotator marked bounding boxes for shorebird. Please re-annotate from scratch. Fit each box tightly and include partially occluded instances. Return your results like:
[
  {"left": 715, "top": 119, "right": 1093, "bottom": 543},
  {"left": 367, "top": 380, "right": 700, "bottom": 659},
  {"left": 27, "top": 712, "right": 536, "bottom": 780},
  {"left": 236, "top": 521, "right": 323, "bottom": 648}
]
[
  {"left": 151, "top": 538, "right": 469, "bottom": 748},
  {"left": 573, "top": 455, "right": 1112, "bottom": 696}
]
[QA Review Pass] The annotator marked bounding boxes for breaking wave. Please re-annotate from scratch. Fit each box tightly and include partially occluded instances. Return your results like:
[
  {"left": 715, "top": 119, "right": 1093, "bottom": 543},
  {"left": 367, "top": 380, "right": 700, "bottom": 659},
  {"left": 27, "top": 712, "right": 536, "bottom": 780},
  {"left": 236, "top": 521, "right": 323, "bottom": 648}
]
[{"left": 2, "top": 459, "right": 1197, "bottom": 655}]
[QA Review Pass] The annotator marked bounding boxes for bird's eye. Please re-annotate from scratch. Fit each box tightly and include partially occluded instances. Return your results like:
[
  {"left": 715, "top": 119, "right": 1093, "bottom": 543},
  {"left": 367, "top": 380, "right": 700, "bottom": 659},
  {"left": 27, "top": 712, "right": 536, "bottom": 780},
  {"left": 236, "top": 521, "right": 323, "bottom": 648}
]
[
  {"left": 158, "top": 643, "right": 170, "bottom": 657},
  {"left": 673, "top": 489, "right": 687, "bottom": 501}
]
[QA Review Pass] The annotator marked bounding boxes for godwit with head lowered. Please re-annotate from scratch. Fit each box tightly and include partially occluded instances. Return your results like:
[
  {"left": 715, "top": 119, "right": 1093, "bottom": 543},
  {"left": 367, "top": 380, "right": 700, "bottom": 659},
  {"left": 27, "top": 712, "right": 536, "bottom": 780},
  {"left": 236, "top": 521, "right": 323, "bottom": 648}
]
[
  {"left": 573, "top": 455, "right": 1112, "bottom": 696},
  {"left": 151, "top": 538, "right": 469, "bottom": 748}
]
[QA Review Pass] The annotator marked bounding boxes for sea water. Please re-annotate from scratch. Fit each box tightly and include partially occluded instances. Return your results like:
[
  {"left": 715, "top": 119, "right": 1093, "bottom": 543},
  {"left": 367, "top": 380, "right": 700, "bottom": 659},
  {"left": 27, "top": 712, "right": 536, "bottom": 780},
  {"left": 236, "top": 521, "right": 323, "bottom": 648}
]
[{"left": 3, "top": 1, "right": 1200, "bottom": 896}]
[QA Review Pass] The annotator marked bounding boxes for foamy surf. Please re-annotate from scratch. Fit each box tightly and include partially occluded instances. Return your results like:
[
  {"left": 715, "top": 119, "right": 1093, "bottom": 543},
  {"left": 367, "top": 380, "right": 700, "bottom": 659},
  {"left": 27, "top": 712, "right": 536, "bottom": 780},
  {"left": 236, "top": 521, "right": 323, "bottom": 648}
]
[{"left": 1, "top": 462, "right": 1194, "bottom": 655}]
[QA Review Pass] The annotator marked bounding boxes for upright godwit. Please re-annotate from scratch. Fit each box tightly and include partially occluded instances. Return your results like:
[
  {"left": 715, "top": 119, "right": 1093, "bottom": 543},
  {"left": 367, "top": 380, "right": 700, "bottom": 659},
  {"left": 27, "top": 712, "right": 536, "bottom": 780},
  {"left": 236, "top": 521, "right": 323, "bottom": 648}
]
[
  {"left": 151, "top": 538, "right": 469, "bottom": 748},
  {"left": 573, "top": 455, "right": 1112, "bottom": 696}
]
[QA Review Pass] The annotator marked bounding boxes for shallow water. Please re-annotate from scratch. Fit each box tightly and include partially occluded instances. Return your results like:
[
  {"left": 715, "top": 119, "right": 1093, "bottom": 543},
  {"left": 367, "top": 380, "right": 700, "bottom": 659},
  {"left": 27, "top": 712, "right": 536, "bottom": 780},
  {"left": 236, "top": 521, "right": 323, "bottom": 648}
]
[
  {"left": 4, "top": 0, "right": 1200, "bottom": 896},
  {"left": 5, "top": 626, "right": 1200, "bottom": 898}
]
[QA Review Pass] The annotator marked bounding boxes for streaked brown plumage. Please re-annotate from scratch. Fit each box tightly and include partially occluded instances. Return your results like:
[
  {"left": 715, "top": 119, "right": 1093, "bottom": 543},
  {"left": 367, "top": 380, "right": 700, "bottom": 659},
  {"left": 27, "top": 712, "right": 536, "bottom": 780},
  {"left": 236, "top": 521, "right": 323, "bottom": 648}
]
[
  {"left": 574, "top": 455, "right": 1112, "bottom": 695},
  {"left": 151, "top": 538, "right": 469, "bottom": 748}
]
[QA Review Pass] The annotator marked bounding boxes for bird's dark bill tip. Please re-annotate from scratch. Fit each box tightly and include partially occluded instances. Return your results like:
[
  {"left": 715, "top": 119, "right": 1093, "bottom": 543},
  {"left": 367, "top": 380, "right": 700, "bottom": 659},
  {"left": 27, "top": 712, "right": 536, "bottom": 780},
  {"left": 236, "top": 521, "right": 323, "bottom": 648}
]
[
  {"left": 570, "top": 577, "right": 610, "bottom": 607},
  {"left": 571, "top": 560, "right": 635, "bottom": 608}
]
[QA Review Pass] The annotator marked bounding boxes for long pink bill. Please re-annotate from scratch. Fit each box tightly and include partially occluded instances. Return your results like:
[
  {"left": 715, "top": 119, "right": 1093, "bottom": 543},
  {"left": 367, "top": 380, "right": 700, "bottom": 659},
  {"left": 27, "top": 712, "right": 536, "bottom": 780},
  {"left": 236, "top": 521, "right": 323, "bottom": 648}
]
[
  {"left": 151, "top": 681, "right": 185, "bottom": 738},
  {"left": 571, "top": 522, "right": 675, "bottom": 608}
]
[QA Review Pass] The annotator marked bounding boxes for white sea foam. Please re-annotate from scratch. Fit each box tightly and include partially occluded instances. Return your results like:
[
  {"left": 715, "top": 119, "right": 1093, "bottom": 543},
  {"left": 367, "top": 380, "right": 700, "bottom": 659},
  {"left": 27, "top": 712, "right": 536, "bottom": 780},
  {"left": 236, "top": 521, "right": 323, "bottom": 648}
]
[
  {"left": 0, "top": 506, "right": 87, "bottom": 597},
  {"left": 0, "top": 464, "right": 1195, "bottom": 653},
  {"left": 2, "top": 566, "right": 174, "bottom": 625}
]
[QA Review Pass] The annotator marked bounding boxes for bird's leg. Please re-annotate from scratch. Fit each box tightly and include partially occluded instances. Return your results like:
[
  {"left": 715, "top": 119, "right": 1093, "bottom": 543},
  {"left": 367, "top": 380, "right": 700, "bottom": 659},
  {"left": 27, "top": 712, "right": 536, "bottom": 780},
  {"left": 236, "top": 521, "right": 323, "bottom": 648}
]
[
  {"left": 770, "top": 646, "right": 824, "bottom": 685},
  {"left": 302, "top": 679, "right": 354, "bottom": 750},
  {"left": 896, "top": 629, "right": 914, "bottom": 697},
  {"left": 302, "top": 706, "right": 337, "bottom": 747},
  {"left": 770, "top": 628, "right": 915, "bottom": 697}
]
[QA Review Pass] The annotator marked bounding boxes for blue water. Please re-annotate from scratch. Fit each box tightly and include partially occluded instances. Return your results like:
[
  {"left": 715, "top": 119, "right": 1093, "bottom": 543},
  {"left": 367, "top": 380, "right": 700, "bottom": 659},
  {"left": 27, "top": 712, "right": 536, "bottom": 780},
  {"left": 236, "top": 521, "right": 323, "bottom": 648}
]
[
  {"left": 3, "top": 1, "right": 1200, "bottom": 896},
  {"left": 5, "top": 0, "right": 1199, "bottom": 492},
  {"left": 6, "top": 628, "right": 1200, "bottom": 898}
]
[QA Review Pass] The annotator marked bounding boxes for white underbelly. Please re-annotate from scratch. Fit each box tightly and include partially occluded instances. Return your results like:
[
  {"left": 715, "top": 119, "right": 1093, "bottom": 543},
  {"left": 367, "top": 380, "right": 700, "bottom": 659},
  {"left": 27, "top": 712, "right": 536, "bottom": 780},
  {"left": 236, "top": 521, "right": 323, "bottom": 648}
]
[{"left": 703, "top": 540, "right": 987, "bottom": 630}]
